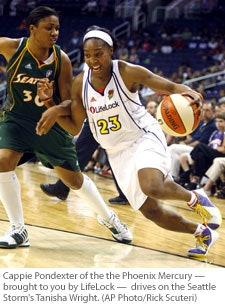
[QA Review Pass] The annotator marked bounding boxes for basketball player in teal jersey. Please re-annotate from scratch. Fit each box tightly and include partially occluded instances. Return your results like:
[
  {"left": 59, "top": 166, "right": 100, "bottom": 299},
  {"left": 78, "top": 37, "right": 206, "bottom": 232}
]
[
  {"left": 37, "top": 26, "right": 222, "bottom": 258},
  {"left": 0, "top": 6, "right": 133, "bottom": 248}
]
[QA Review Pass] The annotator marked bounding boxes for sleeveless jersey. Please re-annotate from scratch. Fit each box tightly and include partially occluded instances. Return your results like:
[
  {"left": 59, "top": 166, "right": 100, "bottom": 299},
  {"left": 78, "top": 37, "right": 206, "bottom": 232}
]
[
  {"left": 82, "top": 60, "right": 159, "bottom": 154},
  {"left": 3, "top": 37, "right": 61, "bottom": 122},
  {"left": 0, "top": 38, "right": 79, "bottom": 171}
]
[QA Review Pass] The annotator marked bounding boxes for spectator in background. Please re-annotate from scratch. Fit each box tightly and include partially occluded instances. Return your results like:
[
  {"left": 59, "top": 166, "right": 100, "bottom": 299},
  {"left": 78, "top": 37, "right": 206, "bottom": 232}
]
[
  {"left": 181, "top": 112, "right": 225, "bottom": 190},
  {"left": 218, "top": 97, "right": 225, "bottom": 112},
  {"left": 161, "top": 36, "right": 173, "bottom": 54},
  {"left": 140, "top": 35, "right": 151, "bottom": 52},
  {"left": 181, "top": 27, "right": 192, "bottom": 40},
  {"left": 169, "top": 101, "right": 216, "bottom": 181},
  {"left": 116, "top": 41, "right": 129, "bottom": 61},
  {"left": 197, "top": 157, "right": 225, "bottom": 197},
  {"left": 208, "top": 37, "right": 219, "bottom": 54},
  {"left": 145, "top": 100, "right": 158, "bottom": 118},
  {"left": 128, "top": 46, "right": 140, "bottom": 64},
  {"left": 173, "top": 37, "right": 185, "bottom": 50},
  {"left": 186, "top": 112, "right": 225, "bottom": 190},
  {"left": 68, "top": 30, "right": 82, "bottom": 51}
]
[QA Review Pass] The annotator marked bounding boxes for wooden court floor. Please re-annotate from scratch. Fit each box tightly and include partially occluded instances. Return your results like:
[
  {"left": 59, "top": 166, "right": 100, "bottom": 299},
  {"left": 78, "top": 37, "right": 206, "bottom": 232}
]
[{"left": 0, "top": 162, "right": 224, "bottom": 268}]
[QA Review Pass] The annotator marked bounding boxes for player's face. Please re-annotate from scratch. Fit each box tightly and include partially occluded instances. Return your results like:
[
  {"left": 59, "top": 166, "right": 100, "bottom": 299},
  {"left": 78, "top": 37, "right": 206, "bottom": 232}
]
[
  {"left": 83, "top": 39, "right": 113, "bottom": 76},
  {"left": 30, "top": 16, "right": 60, "bottom": 48}
]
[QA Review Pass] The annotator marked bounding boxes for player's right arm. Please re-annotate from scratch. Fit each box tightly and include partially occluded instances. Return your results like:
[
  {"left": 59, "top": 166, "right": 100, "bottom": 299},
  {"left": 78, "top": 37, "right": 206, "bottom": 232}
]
[{"left": 0, "top": 37, "right": 20, "bottom": 61}]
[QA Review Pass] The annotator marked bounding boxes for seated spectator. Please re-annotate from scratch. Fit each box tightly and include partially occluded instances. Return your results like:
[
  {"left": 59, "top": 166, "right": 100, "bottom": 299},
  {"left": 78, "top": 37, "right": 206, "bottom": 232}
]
[
  {"left": 173, "top": 37, "right": 185, "bottom": 50},
  {"left": 218, "top": 96, "right": 225, "bottom": 111},
  {"left": 68, "top": 31, "right": 82, "bottom": 51},
  {"left": 197, "top": 157, "right": 225, "bottom": 197},
  {"left": 84, "top": 146, "right": 112, "bottom": 178},
  {"left": 160, "top": 36, "right": 173, "bottom": 54},
  {"left": 145, "top": 100, "right": 158, "bottom": 118},
  {"left": 140, "top": 35, "right": 151, "bottom": 52},
  {"left": 184, "top": 112, "right": 225, "bottom": 189},
  {"left": 116, "top": 41, "right": 129, "bottom": 61},
  {"left": 208, "top": 37, "right": 219, "bottom": 54},
  {"left": 139, "top": 85, "right": 155, "bottom": 105},
  {"left": 181, "top": 27, "right": 192, "bottom": 40},
  {"left": 128, "top": 46, "right": 140, "bottom": 64},
  {"left": 169, "top": 101, "right": 216, "bottom": 181}
]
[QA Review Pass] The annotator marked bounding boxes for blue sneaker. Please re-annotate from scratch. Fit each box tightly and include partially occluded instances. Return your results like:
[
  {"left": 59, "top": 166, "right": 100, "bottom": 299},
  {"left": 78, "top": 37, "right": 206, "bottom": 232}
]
[
  {"left": 188, "top": 190, "right": 222, "bottom": 229},
  {"left": 188, "top": 227, "right": 219, "bottom": 258}
]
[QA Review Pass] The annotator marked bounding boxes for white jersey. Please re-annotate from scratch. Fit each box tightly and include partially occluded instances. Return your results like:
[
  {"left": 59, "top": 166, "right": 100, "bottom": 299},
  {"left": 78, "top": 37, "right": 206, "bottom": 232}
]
[
  {"left": 82, "top": 60, "right": 160, "bottom": 154},
  {"left": 82, "top": 60, "right": 171, "bottom": 209}
]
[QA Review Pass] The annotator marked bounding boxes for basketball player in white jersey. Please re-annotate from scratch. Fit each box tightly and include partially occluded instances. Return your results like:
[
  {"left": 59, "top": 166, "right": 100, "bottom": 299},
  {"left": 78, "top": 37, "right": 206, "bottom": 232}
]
[{"left": 37, "top": 26, "right": 221, "bottom": 258}]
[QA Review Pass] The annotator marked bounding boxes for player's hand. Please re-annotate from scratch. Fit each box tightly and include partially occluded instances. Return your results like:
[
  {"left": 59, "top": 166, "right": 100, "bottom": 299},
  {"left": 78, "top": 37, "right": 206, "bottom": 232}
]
[
  {"left": 37, "top": 78, "right": 54, "bottom": 101},
  {"left": 36, "top": 107, "right": 58, "bottom": 136},
  {"left": 181, "top": 90, "right": 203, "bottom": 111}
]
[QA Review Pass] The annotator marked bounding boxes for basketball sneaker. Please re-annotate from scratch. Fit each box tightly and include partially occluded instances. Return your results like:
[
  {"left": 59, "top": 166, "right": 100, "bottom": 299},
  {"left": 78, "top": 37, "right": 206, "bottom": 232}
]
[
  {"left": 188, "top": 190, "right": 222, "bottom": 229},
  {"left": 108, "top": 196, "right": 129, "bottom": 205},
  {"left": 40, "top": 182, "right": 70, "bottom": 201},
  {"left": 0, "top": 225, "right": 30, "bottom": 248},
  {"left": 97, "top": 212, "right": 133, "bottom": 243},
  {"left": 188, "top": 227, "right": 219, "bottom": 258}
]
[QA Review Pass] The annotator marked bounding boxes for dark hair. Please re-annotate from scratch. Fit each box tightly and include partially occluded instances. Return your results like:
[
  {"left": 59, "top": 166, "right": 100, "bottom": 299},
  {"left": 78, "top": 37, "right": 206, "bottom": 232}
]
[
  {"left": 26, "top": 6, "right": 59, "bottom": 30},
  {"left": 84, "top": 25, "right": 119, "bottom": 52},
  {"left": 216, "top": 112, "right": 225, "bottom": 120}
]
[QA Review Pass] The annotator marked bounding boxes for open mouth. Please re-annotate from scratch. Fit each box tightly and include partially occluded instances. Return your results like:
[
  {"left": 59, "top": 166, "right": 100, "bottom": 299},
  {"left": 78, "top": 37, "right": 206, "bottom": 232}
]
[{"left": 92, "top": 65, "right": 101, "bottom": 72}]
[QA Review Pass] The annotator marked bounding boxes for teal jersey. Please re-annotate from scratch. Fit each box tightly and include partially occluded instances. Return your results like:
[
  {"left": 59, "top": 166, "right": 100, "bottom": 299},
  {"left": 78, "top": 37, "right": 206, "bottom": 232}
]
[{"left": 3, "top": 37, "right": 61, "bottom": 121}]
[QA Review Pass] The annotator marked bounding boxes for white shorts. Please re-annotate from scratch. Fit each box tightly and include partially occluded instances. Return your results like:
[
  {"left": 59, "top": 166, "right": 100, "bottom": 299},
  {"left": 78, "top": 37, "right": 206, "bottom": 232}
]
[{"left": 108, "top": 129, "right": 172, "bottom": 210}]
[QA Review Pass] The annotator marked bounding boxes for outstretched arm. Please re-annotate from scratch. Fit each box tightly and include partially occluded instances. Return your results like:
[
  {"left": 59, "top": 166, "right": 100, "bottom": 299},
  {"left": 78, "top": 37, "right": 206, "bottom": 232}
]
[{"left": 119, "top": 61, "right": 203, "bottom": 109}]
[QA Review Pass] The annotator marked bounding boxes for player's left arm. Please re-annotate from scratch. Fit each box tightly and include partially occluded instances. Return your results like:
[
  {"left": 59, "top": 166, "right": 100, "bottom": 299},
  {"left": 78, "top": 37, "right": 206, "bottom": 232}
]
[{"left": 120, "top": 61, "right": 203, "bottom": 107}]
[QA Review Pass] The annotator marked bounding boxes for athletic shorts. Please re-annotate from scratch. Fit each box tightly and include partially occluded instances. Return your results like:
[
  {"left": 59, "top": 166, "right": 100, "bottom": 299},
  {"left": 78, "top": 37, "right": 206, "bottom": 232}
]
[
  {"left": 0, "top": 112, "right": 80, "bottom": 171},
  {"left": 108, "top": 129, "right": 172, "bottom": 210}
]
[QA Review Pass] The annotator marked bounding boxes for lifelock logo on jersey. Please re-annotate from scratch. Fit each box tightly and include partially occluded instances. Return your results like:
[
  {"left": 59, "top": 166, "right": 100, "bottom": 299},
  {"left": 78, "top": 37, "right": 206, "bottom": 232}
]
[{"left": 89, "top": 101, "right": 119, "bottom": 114}]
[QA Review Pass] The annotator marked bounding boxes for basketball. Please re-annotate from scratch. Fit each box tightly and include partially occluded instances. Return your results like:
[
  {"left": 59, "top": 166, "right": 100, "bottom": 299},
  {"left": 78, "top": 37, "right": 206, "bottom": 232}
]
[{"left": 156, "top": 94, "right": 201, "bottom": 137}]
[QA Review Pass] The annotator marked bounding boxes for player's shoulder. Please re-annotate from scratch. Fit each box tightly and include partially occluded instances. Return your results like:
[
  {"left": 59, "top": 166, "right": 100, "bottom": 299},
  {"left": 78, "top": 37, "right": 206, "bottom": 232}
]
[
  {"left": 0, "top": 37, "right": 21, "bottom": 48},
  {"left": 0, "top": 37, "right": 23, "bottom": 61}
]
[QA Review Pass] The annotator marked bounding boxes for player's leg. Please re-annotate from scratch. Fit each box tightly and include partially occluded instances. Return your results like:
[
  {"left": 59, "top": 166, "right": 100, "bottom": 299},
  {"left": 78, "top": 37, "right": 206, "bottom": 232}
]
[
  {"left": 0, "top": 150, "right": 30, "bottom": 248},
  {"left": 40, "top": 120, "right": 99, "bottom": 200},
  {"left": 138, "top": 168, "right": 222, "bottom": 230},
  {"left": 55, "top": 166, "right": 132, "bottom": 243},
  {"left": 139, "top": 196, "right": 218, "bottom": 257}
]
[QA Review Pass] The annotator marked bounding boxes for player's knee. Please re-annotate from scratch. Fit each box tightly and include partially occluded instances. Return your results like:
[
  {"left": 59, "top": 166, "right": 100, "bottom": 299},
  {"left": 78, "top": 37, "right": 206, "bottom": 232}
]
[
  {"left": 140, "top": 198, "right": 162, "bottom": 221},
  {"left": 61, "top": 173, "right": 83, "bottom": 190},
  {"left": 141, "top": 182, "right": 163, "bottom": 198}
]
